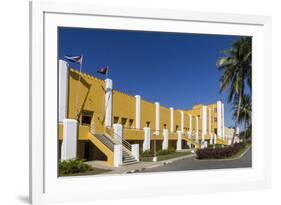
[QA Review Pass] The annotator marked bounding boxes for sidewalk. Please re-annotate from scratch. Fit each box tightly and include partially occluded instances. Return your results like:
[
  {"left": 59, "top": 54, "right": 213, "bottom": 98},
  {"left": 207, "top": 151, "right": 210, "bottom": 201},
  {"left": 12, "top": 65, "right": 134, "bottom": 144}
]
[{"left": 86, "top": 153, "right": 196, "bottom": 175}]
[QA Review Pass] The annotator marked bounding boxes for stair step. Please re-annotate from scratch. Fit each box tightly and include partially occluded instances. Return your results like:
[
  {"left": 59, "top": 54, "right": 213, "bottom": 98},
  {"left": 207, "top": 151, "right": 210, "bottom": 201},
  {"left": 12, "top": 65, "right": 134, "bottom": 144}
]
[
  {"left": 123, "top": 159, "right": 138, "bottom": 163},
  {"left": 93, "top": 133, "right": 138, "bottom": 165},
  {"left": 122, "top": 160, "right": 138, "bottom": 165}
]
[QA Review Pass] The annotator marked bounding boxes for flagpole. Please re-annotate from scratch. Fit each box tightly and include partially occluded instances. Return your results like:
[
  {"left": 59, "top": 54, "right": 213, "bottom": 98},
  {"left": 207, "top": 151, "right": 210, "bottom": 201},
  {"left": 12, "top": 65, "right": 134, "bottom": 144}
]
[
  {"left": 106, "top": 65, "right": 109, "bottom": 79},
  {"left": 75, "top": 54, "right": 83, "bottom": 120}
]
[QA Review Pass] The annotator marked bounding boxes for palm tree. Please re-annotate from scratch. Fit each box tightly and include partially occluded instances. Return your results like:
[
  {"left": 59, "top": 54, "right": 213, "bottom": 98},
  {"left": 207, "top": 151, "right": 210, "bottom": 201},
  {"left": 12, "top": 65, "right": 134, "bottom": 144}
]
[
  {"left": 232, "top": 94, "right": 252, "bottom": 143},
  {"left": 217, "top": 37, "right": 252, "bottom": 145}
]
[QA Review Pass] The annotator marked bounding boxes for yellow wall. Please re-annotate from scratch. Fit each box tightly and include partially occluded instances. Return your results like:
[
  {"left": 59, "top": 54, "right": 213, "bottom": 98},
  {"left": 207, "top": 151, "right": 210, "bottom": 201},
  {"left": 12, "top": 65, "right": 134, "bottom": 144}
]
[
  {"left": 140, "top": 99, "right": 155, "bottom": 129},
  {"left": 68, "top": 69, "right": 106, "bottom": 133},
  {"left": 160, "top": 106, "right": 170, "bottom": 130},
  {"left": 207, "top": 103, "right": 218, "bottom": 130},
  {"left": 183, "top": 112, "right": 189, "bottom": 132},
  {"left": 112, "top": 90, "right": 136, "bottom": 128},
  {"left": 174, "top": 110, "right": 182, "bottom": 132}
]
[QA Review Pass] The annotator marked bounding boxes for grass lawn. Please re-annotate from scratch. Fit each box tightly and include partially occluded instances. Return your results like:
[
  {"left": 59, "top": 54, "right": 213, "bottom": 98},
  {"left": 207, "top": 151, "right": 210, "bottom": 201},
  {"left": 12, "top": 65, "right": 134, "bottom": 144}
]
[
  {"left": 140, "top": 151, "right": 193, "bottom": 162},
  {"left": 59, "top": 167, "right": 110, "bottom": 176}
]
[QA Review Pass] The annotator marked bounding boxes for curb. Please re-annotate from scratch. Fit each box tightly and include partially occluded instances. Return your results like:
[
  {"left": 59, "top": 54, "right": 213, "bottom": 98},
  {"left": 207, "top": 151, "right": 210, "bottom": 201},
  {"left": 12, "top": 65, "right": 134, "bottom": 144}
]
[
  {"left": 194, "top": 146, "right": 251, "bottom": 162},
  {"left": 125, "top": 153, "right": 196, "bottom": 173}
]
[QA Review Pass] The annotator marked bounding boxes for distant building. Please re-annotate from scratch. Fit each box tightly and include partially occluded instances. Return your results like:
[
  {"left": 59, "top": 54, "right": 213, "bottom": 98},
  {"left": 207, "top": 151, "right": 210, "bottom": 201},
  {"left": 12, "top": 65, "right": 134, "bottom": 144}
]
[
  {"left": 58, "top": 60, "right": 229, "bottom": 167},
  {"left": 224, "top": 127, "right": 240, "bottom": 145}
]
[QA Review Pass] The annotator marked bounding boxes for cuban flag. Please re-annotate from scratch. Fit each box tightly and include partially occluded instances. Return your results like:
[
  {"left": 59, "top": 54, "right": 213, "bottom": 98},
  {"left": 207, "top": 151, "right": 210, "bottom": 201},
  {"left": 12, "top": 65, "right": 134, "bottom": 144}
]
[
  {"left": 97, "top": 66, "right": 108, "bottom": 75},
  {"left": 64, "top": 55, "right": 83, "bottom": 64}
]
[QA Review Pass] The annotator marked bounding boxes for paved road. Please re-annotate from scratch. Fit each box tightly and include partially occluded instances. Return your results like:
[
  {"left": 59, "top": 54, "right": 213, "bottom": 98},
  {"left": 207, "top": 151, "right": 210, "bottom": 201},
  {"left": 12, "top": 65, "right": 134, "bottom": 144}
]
[{"left": 141, "top": 147, "right": 252, "bottom": 173}]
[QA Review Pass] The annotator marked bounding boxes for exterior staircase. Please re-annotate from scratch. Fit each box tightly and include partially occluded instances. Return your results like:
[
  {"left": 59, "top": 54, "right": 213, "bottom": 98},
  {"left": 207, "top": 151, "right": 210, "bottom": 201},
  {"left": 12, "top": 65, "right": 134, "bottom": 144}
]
[
  {"left": 183, "top": 137, "right": 200, "bottom": 149},
  {"left": 91, "top": 132, "right": 138, "bottom": 166},
  {"left": 122, "top": 150, "right": 138, "bottom": 165},
  {"left": 94, "top": 134, "right": 114, "bottom": 151}
]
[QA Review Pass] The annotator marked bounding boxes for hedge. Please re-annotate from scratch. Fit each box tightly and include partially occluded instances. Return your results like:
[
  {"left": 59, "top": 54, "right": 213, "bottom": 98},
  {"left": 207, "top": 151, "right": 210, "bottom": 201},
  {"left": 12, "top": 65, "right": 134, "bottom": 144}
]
[{"left": 196, "top": 143, "right": 245, "bottom": 159}]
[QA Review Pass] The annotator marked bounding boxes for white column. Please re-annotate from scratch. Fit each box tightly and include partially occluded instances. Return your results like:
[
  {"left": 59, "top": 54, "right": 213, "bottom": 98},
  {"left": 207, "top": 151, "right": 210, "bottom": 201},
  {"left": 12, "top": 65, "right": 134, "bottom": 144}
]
[
  {"left": 222, "top": 103, "right": 225, "bottom": 139},
  {"left": 143, "top": 127, "right": 151, "bottom": 151},
  {"left": 202, "top": 106, "right": 207, "bottom": 142},
  {"left": 236, "top": 127, "right": 240, "bottom": 135},
  {"left": 214, "top": 133, "right": 217, "bottom": 144},
  {"left": 195, "top": 116, "right": 199, "bottom": 143},
  {"left": 131, "top": 144, "right": 139, "bottom": 162},
  {"left": 113, "top": 123, "right": 123, "bottom": 141},
  {"left": 61, "top": 119, "right": 77, "bottom": 160},
  {"left": 105, "top": 79, "right": 113, "bottom": 127},
  {"left": 176, "top": 130, "right": 182, "bottom": 151},
  {"left": 204, "top": 141, "right": 208, "bottom": 148},
  {"left": 181, "top": 111, "right": 184, "bottom": 132},
  {"left": 170, "top": 107, "right": 174, "bottom": 132},
  {"left": 162, "top": 129, "right": 169, "bottom": 150},
  {"left": 210, "top": 134, "right": 213, "bottom": 145},
  {"left": 155, "top": 102, "right": 160, "bottom": 135},
  {"left": 208, "top": 108, "right": 212, "bottom": 135},
  {"left": 58, "top": 60, "right": 69, "bottom": 122},
  {"left": 113, "top": 144, "right": 122, "bottom": 167},
  {"left": 217, "top": 101, "right": 222, "bottom": 138},
  {"left": 189, "top": 114, "right": 192, "bottom": 138},
  {"left": 135, "top": 95, "right": 141, "bottom": 129}
]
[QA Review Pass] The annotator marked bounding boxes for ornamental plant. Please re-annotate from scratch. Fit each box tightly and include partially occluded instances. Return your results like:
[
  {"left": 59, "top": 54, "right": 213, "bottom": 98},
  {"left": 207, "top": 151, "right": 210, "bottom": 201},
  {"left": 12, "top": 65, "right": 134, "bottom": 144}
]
[
  {"left": 196, "top": 143, "right": 245, "bottom": 159},
  {"left": 59, "top": 158, "right": 92, "bottom": 175}
]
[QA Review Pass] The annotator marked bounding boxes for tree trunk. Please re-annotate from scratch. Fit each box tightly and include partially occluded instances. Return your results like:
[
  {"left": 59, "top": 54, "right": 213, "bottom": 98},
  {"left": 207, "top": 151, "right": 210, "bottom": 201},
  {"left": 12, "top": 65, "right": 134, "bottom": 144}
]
[
  {"left": 231, "top": 93, "right": 242, "bottom": 146},
  {"left": 243, "top": 123, "right": 247, "bottom": 144}
]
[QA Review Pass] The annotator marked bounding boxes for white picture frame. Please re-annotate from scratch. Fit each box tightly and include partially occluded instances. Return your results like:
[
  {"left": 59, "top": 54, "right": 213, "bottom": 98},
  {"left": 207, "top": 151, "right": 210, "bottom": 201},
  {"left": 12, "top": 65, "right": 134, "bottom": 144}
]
[{"left": 30, "top": 1, "right": 272, "bottom": 204}]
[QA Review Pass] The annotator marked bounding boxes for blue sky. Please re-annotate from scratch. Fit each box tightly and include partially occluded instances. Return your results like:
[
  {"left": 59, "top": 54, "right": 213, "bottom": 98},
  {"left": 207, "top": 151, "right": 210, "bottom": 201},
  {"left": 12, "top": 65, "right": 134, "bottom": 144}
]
[{"left": 58, "top": 27, "right": 244, "bottom": 127}]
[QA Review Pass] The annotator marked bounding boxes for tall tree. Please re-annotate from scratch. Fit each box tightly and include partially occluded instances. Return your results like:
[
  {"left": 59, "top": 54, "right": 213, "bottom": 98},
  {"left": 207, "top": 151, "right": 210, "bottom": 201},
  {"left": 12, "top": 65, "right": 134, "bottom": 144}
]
[
  {"left": 232, "top": 94, "right": 252, "bottom": 143},
  {"left": 217, "top": 37, "right": 252, "bottom": 145}
]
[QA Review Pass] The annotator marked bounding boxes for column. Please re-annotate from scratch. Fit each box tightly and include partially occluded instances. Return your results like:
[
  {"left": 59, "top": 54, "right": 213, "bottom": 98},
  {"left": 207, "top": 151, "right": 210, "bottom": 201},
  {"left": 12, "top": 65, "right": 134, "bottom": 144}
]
[
  {"left": 202, "top": 106, "right": 207, "bottom": 142},
  {"left": 113, "top": 123, "right": 123, "bottom": 141},
  {"left": 181, "top": 111, "right": 184, "bottom": 132},
  {"left": 195, "top": 116, "right": 199, "bottom": 143},
  {"left": 131, "top": 144, "right": 140, "bottom": 162},
  {"left": 189, "top": 114, "right": 192, "bottom": 138},
  {"left": 210, "top": 134, "right": 213, "bottom": 145},
  {"left": 113, "top": 144, "right": 122, "bottom": 167},
  {"left": 216, "top": 101, "right": 222, "bottom": 138},
  {"left": 61, "top": 119, "right": 77, "bottom": 160},
  {"left": 162, "top": 129, "right": 168, "bottom": 150},
  {"left": 208, "top": 108, "right": 212, "bottom": 134},
  {"left": 176, "top": 130, "right": 182, "bottom": 151},
  {"left": 155, "top": 102, "right": 160, "bottom": 135},
  {"left": 135, "top": 95, "right": 141, "bottom": 129},
  {"left": 105, "top": 79, "right": 113, "bottom": 127},
  {"left": 236, "top": 127, "right": 240, "bottom": 135},
  {"left": 58, "top": 60, "right": 69, "bottom": 122},
  {"left": 170, "top": 107, "right": 174, "bottom": 132},
  {"left": 143, "top": 127, "right": 151, "bottom": 151},
  {"left": 214, "top": 133, "right": 217, "bottom": 144}
]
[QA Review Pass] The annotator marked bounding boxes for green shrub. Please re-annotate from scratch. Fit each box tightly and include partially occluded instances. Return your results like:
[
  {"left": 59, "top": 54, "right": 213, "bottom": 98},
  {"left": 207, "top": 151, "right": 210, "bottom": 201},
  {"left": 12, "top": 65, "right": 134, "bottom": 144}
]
[
  {"left": 59, "top": 158, "right": 92, "bottom": 175},
  {"left": 157, "top": 147, "right": 175, "bottom": 155},
  {"left": 140, "top": 150, "right": 154, "bottom": 157}
]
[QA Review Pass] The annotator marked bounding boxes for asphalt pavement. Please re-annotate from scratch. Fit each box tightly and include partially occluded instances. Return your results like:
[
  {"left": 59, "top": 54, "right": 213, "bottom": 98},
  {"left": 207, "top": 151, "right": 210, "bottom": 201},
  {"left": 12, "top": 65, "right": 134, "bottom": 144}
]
[{"left": 140, "top": 147, "right": 252, "bottom": 173}]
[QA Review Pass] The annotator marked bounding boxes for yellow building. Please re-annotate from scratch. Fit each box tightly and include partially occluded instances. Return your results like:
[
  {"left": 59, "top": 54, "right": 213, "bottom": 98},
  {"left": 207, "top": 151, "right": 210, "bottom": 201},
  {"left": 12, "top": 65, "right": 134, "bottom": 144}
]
[{"left": 58, "top": 60, "right": 228, "bottom": 167}]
